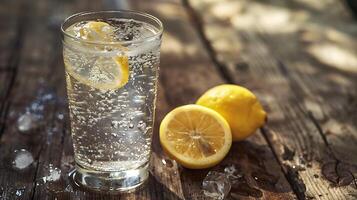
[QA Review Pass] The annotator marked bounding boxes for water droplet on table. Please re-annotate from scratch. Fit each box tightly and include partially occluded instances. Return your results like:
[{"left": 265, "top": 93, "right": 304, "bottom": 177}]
[
  {"left": 56, "top": 112, "right": 64, "bottom": 120},
  {"left": 12, "top": 149, "right": 34, "bottom": 170},
  {"left": 17, "top": 113, "right": 39, "bottom": 132},
  {"left": 15, "top": 188, "right": 25, "bottom": 197},
  {"left": 224, "top": 164, "right": 243, "bottom": 181},
  {"left": 202, "top": 171, "right": 231, "bottom": 200},
  {"left": 161, "top": 159, "right": 173, "bottom": 168}
]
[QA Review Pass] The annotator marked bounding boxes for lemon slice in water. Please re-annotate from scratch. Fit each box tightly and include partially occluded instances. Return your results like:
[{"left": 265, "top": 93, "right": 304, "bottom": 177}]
[
  {"left": 64, "top": 21, "right": 129, "bottom": 90},
  {"left": 65, "top": 55, "right": 129, "bottom": 91}
]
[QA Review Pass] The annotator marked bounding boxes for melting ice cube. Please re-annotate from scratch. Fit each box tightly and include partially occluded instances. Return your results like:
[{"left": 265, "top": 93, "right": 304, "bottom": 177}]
[
  {"left": 42, "top": 165, "right": 61, "bottom": 183},
  {"left": 202, "top": 171, "right": 231, "bottom": 200},
  {"left": 12, "top": 149, "right": 34, "bottom": 170}
]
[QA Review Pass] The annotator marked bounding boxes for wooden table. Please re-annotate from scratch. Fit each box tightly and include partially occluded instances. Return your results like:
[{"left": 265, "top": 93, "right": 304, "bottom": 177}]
[{"left": 1, "top": 0, "right": 357, "bottom": 199}]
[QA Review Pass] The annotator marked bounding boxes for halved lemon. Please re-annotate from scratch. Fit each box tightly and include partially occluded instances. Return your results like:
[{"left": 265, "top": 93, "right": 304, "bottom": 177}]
[
  {"left": 64, "top": 21, "right": 129, "bottom": 90},
  {"left": 160, "top": 104, "right": 232, "bottom": 169}
]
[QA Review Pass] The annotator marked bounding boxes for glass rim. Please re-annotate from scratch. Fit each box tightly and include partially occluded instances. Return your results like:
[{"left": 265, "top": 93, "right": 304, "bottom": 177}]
[{"left": 61, "top": 10, "right": 163, "bottom": 45}]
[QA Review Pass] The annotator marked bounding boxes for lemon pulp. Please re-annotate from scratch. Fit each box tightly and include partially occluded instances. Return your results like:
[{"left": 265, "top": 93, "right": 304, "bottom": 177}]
[{"left": 160, "top": 105, "right": 232, "bottom": 169}]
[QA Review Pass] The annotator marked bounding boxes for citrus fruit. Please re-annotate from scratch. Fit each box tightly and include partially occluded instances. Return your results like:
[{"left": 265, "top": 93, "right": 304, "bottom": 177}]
[
  {"left": 64, "top": 21, "right": 129, "bottom": 90},
  {"left": 197, "top": 84, "right": 267, "bottom": 141},
  {"left": 64, "top": 55, "right": 129, "bottom": 91},
  {"left": 160, "top": 104, "right": 232, "bottom": 169}
]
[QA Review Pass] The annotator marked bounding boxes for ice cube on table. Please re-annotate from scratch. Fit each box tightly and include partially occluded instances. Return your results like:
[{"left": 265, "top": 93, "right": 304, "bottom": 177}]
[
  {"left": 202, "top": 171, "right": 231, "bottom": 200},
  {"left": 12, "top": 149, "right": 34, "bottom": 170},
  {"left": 42, "top": 164, "right": 61, "bottom": 182}
]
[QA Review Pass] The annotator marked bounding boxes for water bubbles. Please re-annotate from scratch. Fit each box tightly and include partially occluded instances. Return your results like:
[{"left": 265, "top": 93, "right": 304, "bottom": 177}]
[
  {"left": 133, "top": 96, "right": 145, "bottom": 105},
  {"left": 12, "top": 149, "right": 34, "bottom": 170},
  {"left": 137, "top": 121, "right": 146, "bottom": 132},
  {"left": 129, "top": 123, "right": 134, "bottom": 129},
  {"left": 111, "top": 121, "right": 120, "bottom": 129},
  {"left": 202, "top": 171, "right": 231, "bottom": 200},
  {"left": 17, "top": 113, "right": 39, "bottom": 133},
  {"left": 87, "top": 159, "right": 93, "bottom": 165}
]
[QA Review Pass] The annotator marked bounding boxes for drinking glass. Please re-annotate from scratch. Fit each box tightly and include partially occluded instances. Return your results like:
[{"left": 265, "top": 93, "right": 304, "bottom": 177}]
[{"left": 61, "top": 11, "right": 163, "bottom": 192}]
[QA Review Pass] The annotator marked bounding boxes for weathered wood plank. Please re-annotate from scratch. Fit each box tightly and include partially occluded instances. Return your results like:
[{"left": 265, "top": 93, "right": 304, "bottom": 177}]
[
  {"left": 131, "top": 1, "right": 296, "bottom": 199},
  {"left": 1, "top": 0, "right": 295, "bottom": 199},
  {"left": 255, "top": 1, "right": 357, "bottom": 163},
  {"left": 0, "top": 71, "right": 12, "bottom": 141},
  {"left": 186, "top": 0, "right": 357, "bottom": 199},
  {"left": 0, "top": 0, "right": 27, "bottom": 135},
  {"left": 0, "top": 0, "right": 24, "bottom": 69},
  {"left": 0, "top": 0, "right": 60, "bottom": 199}
]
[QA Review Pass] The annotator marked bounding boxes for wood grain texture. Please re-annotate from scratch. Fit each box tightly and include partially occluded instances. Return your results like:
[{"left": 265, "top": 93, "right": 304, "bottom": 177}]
[
  {"left": 0, "top": 0, "right": 296, "bottom": 198},
  {"left": 1, "top": 0, "right": 355, "bottom": 199},
  {"left": 0, "top": 0, "right": 60, "bottom": 199},
  {"left": 0, "top": 0, "right": 24, "bottom": 69},
  {"left": 186, "top": 0, "right": 357, "bottom": 199}
]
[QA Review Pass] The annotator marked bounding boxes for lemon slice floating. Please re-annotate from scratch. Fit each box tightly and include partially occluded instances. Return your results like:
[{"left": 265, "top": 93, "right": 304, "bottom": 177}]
[
  {"left": 64, "top": 21, "right": 129, "bottom": 91},
  {"left": 160, "top": 105, "right": 232, "bottom": 169},
  {"left": 64, "top": 55, "right": 129, "bottom": 91}
]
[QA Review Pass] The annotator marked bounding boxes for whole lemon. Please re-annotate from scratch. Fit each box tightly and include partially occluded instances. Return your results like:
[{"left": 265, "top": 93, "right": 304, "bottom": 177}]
[{"left": 196, "top": 84, "right": 267, "bottom": 141}]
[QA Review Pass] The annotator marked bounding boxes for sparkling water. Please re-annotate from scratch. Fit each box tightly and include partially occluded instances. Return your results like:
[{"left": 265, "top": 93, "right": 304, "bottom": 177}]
[{"left": 63, "top": 18, "right": 160, "bottom": 172}]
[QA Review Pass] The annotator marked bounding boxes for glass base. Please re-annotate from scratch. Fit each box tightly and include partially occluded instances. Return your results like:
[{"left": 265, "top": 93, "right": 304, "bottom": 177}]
[{"left": 69, "top": 163, "right": 149, "bottom": 193}]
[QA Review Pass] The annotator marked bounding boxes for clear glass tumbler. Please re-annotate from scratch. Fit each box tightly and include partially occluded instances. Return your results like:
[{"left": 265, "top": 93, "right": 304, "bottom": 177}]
[{"left": 61, "top": 11, "right": 163, "bottom": 192}]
